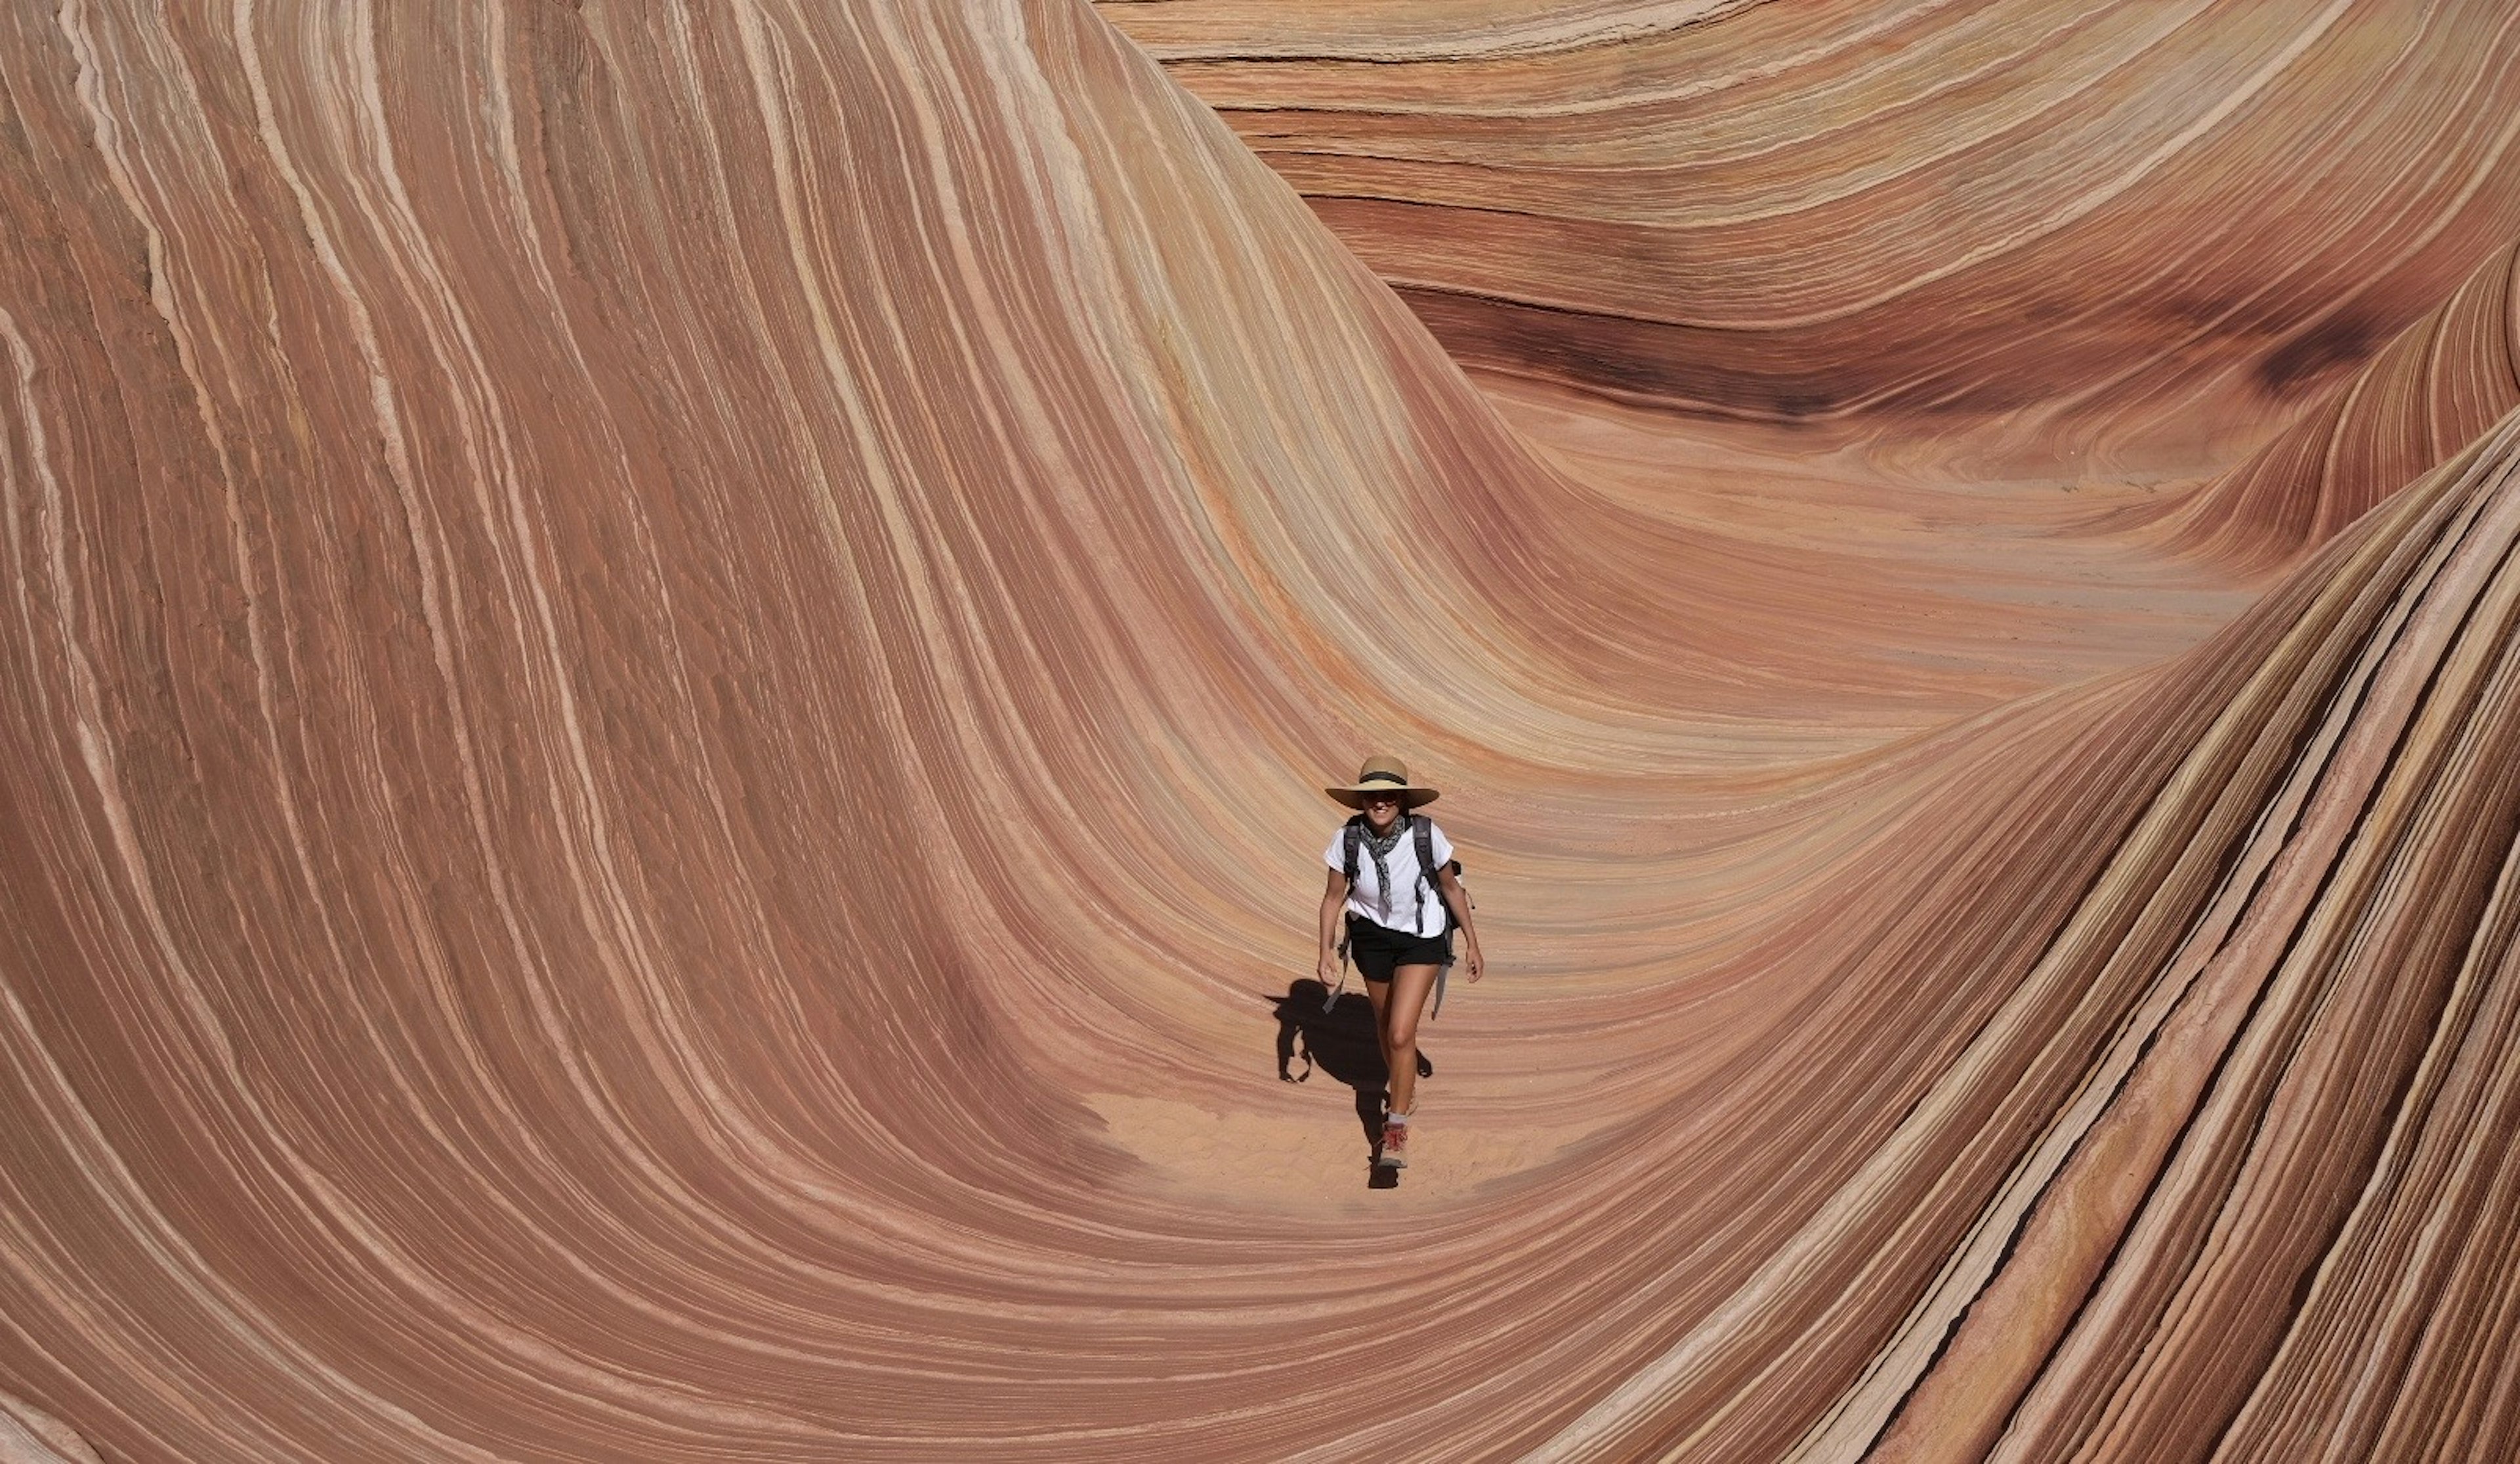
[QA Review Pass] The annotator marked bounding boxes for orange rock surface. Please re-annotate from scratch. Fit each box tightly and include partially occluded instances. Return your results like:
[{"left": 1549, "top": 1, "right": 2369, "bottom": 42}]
[
  {"left": 1, "top": 2, "right": 2516, "bottom": 1460},
  {"left": 1103, "top": 0, "right": 2520, "bottom": 474}
]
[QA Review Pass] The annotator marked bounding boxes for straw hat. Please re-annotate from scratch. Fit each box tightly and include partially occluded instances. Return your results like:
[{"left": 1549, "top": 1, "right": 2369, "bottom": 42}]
[{"left": 1325, "top": 755, "right": 1440, "bottom": 809}]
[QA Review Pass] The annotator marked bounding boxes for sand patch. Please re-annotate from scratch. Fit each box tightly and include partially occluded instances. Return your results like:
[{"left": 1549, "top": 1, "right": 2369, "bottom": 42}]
[{"left": 1083, "top": 1091, "right": 1593, "bottom": 1214}]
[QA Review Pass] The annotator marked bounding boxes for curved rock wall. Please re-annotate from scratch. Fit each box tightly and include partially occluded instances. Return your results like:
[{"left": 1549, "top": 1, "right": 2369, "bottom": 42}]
[
  {"left": 2139, "top": 238, "right": 2520, "bottom": 574},
  {"left": 1104, "top": 0, "right": 2520, "bottom": 473},
  {"left": 3, "top": 2, "right": 2518, "bottom": 1461}
]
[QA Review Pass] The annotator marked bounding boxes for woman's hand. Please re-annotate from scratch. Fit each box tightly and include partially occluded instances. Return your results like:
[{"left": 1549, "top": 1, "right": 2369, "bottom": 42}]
[
  {"left": 1316, "top": 951, "right": 1341, "bottom": 988},
  {"left": 1461, "top": 941, "right": 1484, "bottom": 982}
]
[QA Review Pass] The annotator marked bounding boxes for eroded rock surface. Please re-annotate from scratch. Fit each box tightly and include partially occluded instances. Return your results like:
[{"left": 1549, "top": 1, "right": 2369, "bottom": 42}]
[
  {"left": 1104, "top": 0, "right": 2520, "bottom": 476},
  {"left": 4, "top": 3, "right": 2518, "bottom": 1460}
]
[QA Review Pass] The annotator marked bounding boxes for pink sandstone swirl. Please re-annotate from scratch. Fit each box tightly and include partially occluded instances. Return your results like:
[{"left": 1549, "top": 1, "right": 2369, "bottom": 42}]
[
  {"left": 1101, "top": 0, "right": 2520, "bottom": 477},
  {"left": 2131, "top": 238, "right": 2520, "bottom": 576},
  {"left": 0, "top": 3, "right": 2515, "bottom": 1461}
]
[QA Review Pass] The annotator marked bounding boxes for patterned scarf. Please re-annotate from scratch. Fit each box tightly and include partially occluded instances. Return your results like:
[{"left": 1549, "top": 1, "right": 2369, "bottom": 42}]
[{"left": 1361, "top": 814, "right": 1409, "bottom": 925}]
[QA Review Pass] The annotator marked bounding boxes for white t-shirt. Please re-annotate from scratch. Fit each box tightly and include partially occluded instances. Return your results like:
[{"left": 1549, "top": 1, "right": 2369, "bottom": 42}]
[{"left": 1325, "top": 816, "right": 1456, "bottom": 938}]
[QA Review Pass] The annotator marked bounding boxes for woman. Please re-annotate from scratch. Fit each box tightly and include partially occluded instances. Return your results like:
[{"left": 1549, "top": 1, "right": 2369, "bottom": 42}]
[{"left": 1316, "top": 757, "right": 1483, "bottom": 1169}]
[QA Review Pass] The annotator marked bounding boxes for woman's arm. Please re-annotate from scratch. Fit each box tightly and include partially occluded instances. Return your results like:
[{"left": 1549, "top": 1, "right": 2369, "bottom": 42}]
[
  {"left": 1435, "top": 865, "right": 1484, "bottom": 982},
  {"left": 1317, "top": 869, "right": 1349, "bottom": 985}
]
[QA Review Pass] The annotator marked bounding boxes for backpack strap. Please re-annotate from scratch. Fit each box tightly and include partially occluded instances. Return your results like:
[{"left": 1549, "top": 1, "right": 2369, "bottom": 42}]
[
  {"left": 1422, "top": 814, "right": 1458, "bottom": 1017},
  {"left": 1414, "top": 816, "right": 1461, "bottom": 925},
  {"left": 1335, "top": 818, "right": 1363, "bottom": 965},
  {"left": 1415, "top": 816, "right": 1463, "bottom": 972},
  {"left": 1406, "top": 815, "right": 1468, "bottom": 1017}
]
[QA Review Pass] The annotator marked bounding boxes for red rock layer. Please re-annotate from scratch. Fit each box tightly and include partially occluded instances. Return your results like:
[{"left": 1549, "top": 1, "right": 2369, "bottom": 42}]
[
  {"left": 2, "top": 2, "right": 2518, "bottom": 1461},
  {"left": 2137, "top": 238, "right": 2520, "bottom": 575},
  {"left": 1102, "top": 0, "right": 2520, "bottom": 474}
]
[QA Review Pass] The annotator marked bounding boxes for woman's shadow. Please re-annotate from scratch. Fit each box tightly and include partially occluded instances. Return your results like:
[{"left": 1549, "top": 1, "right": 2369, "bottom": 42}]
[{"left": 1270, "top": 979, "right": 1433, "bottom": 1189}]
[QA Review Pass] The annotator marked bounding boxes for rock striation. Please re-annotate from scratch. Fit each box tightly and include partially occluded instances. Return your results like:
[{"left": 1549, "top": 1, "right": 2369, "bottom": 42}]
[
  {"left": 1102, "top": 0, "right": 2520, "bottom": 474},
  {"left": 2139, "top": 238, "right": 2520, "bottom": 575},
  {"left": 3, "top": 1, "right": 2518, "bottom": 1461}
]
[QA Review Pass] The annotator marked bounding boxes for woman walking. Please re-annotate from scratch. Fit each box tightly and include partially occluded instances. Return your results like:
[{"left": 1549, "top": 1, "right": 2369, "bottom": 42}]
[{"left": 1317, "top": 757, "right": 1483, "bottom": 1169}]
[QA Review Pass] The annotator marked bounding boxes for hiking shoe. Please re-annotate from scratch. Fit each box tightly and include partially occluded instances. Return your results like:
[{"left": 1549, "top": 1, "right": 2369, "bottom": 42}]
[{"left": 1377, "top": 1116, "right": 1411, "bottom": 1169}]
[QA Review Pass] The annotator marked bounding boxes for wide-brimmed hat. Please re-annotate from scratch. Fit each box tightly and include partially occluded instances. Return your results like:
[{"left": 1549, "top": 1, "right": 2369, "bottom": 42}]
[{"left": 1326, "top": 756, "right": 1440, "bottom": 809}]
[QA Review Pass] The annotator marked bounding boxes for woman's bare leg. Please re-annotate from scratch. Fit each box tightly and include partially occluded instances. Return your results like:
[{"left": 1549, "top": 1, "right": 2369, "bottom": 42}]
[
  {"left": 1381, "top": 963, "right": 1440, "bottom": 1117},
  {"left": 1362, "top": 976, "right": 1391, "bottom": 1101}
]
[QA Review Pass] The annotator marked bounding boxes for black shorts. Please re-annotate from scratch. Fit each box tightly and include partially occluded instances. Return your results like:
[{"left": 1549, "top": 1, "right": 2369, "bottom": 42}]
[{"left": 1345, "top": 913, "right": 1450, "bottom": 983}]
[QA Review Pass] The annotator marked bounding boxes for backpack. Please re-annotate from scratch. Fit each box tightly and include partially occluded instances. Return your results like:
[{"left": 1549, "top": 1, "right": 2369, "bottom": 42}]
[{"left": 1339, "top": 812, "right": 1473, "bottom": 1015}]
